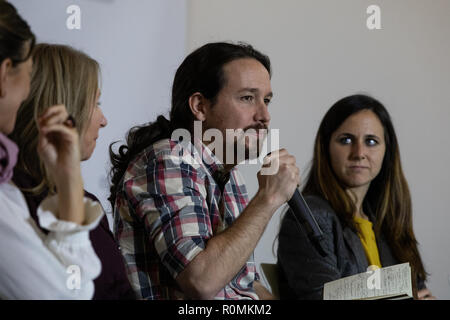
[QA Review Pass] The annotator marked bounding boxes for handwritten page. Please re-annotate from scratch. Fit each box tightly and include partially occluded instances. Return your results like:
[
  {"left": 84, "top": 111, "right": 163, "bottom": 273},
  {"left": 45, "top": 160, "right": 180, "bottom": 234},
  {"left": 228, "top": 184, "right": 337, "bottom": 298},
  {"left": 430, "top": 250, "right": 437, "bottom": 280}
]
[{"left": 323, "top": 263, "right": 413, "bottom": 300}]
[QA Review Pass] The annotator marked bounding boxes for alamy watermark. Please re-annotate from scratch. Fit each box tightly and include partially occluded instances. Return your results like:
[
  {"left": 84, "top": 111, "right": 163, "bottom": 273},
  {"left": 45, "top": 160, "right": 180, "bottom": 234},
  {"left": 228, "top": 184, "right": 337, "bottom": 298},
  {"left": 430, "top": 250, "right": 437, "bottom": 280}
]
[
  {"left": 170, "top": 121, "right": 280, "bottom": 175},
  {"left": 66, "top": 5, "right": 81, "bottom": 30},
  {"left": 366, "top": 265, "right": 381, "bottom": 290},
  {"left": 65, "top": 4, "right": 382, "bottom": 32},
  {"left": 66, "top": 265, "right": 81, "bottom": 290},
  {"left": 367, "top": 5, "right": 381, "bottom": 30}
]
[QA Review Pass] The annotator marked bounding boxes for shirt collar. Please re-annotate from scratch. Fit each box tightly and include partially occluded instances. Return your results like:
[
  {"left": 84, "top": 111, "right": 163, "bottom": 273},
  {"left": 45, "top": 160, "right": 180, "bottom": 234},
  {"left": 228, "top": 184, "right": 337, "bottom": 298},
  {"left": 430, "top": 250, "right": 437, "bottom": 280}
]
[
  {"left": 191, "top": 137, "right": 232, "bottom": 191},
  {"left": 0, "top": 133, "right": 19, "bottom": 184}
]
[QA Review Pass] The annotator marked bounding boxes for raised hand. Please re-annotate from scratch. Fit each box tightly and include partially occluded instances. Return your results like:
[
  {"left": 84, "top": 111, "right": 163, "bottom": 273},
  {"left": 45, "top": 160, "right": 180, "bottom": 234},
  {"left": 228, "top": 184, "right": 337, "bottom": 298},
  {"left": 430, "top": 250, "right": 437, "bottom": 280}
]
[
  {"left": 257, "top": 148, "right": 300, "bottom": 211},
  {"left": 37, "top": 105, "right": 85, "bottom": 224}
]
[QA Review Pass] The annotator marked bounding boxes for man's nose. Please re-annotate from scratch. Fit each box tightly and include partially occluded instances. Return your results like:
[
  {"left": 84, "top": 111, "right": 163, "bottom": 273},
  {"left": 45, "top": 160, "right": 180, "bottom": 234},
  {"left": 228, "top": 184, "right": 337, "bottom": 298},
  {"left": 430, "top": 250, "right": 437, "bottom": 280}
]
[{"left": 255, "top": 99, "right": 271, "bottom": 125}]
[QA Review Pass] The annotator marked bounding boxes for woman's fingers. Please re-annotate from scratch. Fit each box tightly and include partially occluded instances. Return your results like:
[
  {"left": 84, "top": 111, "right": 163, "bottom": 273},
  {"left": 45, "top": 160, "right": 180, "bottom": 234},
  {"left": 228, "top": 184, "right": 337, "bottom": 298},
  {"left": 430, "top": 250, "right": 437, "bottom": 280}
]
[
  {"left": 37, "top": 104, "right": 68, "bottom": 127},
  {"left": 38, "top": 123, "right": 78, "bottom": 152},
  {"left": 417, "top": 288, "right": 436, "bottom": 300}
]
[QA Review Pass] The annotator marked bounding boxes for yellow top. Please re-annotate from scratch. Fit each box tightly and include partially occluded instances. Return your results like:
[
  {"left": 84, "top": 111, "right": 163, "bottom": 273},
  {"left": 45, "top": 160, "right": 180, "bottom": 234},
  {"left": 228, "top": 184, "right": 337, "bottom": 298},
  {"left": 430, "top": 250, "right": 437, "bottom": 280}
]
[{"left": 354, "top": 216, "right": 382, "bottom": 269}]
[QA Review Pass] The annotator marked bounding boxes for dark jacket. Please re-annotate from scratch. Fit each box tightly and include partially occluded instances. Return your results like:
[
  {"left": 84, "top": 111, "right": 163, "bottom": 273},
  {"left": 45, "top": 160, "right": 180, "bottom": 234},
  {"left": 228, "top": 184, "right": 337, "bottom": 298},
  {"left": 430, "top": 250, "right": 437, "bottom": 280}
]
[
  {"left": 277, "top": 194, "right": 424, "bottom": 300},
  {"left": 12, "top": 168, "right": 136, "bottom": 300}
]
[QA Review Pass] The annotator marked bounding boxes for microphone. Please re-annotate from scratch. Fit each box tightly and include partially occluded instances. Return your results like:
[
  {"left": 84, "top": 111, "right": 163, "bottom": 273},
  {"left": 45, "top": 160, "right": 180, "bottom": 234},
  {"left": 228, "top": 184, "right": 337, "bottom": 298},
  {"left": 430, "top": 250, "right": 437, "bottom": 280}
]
[
  {"left": 264, "top": 151, "right": 327, "bottom": 257},
  {"left": 288, "top": 190, "right": 328, "bottom": 257}
]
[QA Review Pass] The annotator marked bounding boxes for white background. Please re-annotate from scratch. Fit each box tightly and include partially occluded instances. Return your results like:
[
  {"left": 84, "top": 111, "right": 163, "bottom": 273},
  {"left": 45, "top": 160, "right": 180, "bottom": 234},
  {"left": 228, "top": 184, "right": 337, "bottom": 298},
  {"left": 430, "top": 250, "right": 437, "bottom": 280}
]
[
  {"left": 10, "top": 0, "right": 450, "bottom": 299},
  {"left": 11, "top": 0, "right": 187, "bottom": 217},
  {"left": 187, "top": 0, "right": 450, "bottom": 299}
]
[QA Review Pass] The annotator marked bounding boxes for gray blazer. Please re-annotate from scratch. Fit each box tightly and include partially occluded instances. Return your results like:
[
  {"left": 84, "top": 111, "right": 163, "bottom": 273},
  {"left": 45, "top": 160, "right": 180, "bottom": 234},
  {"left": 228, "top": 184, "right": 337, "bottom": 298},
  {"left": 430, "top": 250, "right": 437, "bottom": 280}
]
[{"left": 277, "top": 195, "right": 424, "bottom": 299}]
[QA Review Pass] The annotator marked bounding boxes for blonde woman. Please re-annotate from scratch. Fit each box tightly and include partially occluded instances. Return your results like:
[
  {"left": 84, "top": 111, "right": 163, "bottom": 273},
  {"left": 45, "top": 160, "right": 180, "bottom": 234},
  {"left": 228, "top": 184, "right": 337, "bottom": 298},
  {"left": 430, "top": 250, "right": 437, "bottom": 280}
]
[
  {"left": 0, "top": 1, "right": 103, "bottom": 299},
  {"left": 10, "top": 43, "right": 135, "bottom": 299}
]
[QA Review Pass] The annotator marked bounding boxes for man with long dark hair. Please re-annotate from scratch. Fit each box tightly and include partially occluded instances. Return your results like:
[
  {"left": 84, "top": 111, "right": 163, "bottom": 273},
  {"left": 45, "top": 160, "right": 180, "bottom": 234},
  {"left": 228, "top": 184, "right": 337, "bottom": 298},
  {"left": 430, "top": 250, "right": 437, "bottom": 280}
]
[{"left": 109, "top": 42, "right": 300, "bottom": 299}]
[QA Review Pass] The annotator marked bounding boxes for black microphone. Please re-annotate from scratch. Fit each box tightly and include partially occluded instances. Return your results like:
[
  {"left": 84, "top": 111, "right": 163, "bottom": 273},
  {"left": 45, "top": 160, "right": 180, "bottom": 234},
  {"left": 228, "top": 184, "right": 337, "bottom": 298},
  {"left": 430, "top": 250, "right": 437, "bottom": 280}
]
[
  {"left": 264, "top": 151, "right": 327, "bottom": 257},
  {"left": 287, "top": 189, "right": 328, "bottom": 257}
]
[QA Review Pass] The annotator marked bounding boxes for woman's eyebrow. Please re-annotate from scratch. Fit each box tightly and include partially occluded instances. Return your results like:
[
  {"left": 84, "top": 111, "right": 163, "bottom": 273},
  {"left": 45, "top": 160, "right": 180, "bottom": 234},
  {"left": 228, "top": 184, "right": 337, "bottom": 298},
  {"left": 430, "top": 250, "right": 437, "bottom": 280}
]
[{"left": 337, "top": 132, "right": 355, "bottom": 137}]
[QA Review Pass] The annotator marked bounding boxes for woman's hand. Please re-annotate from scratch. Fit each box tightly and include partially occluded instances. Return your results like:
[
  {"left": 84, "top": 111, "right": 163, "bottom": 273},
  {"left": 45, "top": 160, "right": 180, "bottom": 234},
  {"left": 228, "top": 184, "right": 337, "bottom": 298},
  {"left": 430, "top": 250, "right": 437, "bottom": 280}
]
[
  {"left": 37, "top": 105, "right": 80, "bottom": 180},
  {"left": 417, "top": 288, "right": 436, "bottom": 300},
  {"left": 37, "top": 105, "right": 85, "bottom": 224}
]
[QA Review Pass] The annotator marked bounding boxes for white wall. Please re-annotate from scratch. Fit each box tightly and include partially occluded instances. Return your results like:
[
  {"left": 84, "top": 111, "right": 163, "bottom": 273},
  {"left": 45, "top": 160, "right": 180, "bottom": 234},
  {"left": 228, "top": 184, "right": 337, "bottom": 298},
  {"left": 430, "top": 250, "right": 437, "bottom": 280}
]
[
  {"left": 10, "top": 0, "right": 187, "bottom": 222},
  {"left": 9, "top": 0, "right": 449, "bottom": 300},
  {"left": 187, "top": 0, "right": 450, "bottom": 299}
]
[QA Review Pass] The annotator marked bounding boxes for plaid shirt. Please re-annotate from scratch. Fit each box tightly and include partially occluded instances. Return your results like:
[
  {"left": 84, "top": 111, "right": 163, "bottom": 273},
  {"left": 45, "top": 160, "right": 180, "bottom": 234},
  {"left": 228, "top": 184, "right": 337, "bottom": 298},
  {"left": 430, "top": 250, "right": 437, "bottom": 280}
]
[{"left": 113, "top": 138, "right": 259, "bottom": 300}]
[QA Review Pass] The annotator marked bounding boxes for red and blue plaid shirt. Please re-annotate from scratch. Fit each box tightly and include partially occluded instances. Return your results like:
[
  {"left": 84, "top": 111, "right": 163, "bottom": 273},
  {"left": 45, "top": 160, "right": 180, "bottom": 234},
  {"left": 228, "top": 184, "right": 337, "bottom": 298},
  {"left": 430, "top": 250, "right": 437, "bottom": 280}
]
[{"left": 113, "top": 138, "right": 259, "bottom": 300}]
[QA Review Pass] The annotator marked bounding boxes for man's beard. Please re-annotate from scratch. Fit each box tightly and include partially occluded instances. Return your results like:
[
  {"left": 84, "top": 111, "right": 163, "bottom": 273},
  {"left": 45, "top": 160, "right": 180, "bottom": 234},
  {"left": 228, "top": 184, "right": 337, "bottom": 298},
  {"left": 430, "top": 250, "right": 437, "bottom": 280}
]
[{"left": 232, "top": 124, "right": 268, "bottom": 164}]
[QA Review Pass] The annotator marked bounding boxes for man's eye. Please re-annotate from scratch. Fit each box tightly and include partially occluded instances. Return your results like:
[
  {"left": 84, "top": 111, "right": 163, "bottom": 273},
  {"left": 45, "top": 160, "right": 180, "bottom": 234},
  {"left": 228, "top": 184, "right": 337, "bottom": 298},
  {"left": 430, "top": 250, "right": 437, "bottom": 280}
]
[
  {"left": 264, "top": 98, "right": 271, "bottom": 105},
  {"left": 241, "top": 95, "right": 254, "bottom": 102}
]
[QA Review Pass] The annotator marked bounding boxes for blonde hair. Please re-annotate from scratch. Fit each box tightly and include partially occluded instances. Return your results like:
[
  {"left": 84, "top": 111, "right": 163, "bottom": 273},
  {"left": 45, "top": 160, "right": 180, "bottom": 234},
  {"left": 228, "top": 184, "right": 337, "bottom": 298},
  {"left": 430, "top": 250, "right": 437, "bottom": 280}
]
[{"left": 11, "top": 43, "right": 100, "bottom": 194}]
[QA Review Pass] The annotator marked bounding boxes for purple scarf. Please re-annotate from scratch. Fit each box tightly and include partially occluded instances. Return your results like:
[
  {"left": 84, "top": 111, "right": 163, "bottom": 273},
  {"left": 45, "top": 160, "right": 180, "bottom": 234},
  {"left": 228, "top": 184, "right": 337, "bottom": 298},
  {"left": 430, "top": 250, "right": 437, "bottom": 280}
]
[{"left": 0, "top": 133, "right": 18, "bottom": 184}]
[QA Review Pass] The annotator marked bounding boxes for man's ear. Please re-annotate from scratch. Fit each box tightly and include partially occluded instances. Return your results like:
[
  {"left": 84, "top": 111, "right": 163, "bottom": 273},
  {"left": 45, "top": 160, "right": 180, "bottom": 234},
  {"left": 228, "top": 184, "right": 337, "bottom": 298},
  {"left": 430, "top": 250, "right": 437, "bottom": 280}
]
[
  {"left": 0, "top": 58, "right": 12, "bottom": 98},
  {"left": 188, "top": 92, "right": 210, "bottom": 121}
]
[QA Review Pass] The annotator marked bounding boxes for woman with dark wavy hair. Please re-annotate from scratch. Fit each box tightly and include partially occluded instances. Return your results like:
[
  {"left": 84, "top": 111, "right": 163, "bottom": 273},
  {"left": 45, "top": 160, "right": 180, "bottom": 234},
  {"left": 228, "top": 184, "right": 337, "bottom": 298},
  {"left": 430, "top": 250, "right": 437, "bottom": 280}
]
[{"left": 277, "top": 94, "right": 434, "bottom": 300}]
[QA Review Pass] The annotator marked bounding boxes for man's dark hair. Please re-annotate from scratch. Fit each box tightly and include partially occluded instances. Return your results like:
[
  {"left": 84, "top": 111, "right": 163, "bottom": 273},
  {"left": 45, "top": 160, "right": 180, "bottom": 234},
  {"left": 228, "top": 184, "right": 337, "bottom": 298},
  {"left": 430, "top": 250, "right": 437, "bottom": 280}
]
[{"left": 108, "top": 42, "right": 271, "bottom": 208}]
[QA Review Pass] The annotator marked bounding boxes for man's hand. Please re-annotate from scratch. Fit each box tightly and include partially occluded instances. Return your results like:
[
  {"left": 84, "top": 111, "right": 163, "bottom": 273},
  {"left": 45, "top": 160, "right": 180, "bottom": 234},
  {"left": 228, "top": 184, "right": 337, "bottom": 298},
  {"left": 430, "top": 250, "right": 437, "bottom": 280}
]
[
  {"left": 256, "top": 149, "right": 300, "bottom": 212},
  {"left": 176, "top": 148, "right": 300, "bottom": 299}
]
